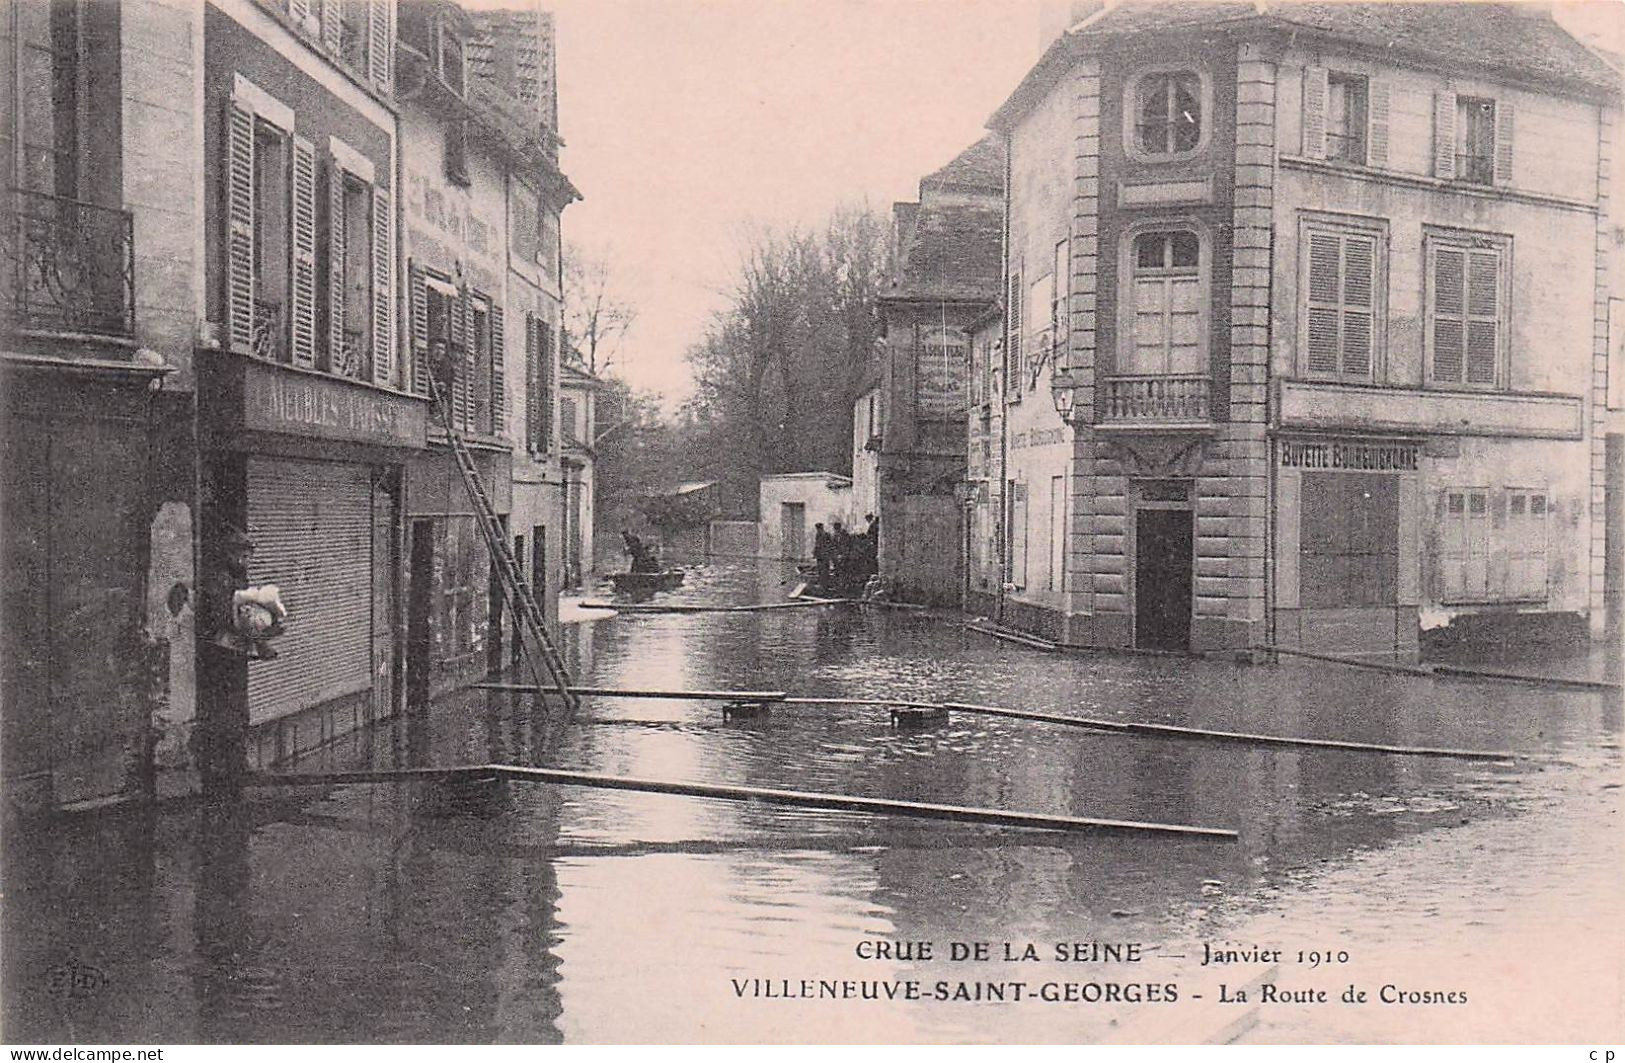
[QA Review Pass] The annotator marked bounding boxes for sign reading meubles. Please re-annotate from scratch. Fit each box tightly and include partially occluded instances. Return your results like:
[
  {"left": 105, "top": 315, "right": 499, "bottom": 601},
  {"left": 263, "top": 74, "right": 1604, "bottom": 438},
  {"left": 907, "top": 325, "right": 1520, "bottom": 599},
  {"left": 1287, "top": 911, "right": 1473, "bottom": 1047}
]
[
  {"left": 1276, "top": 438, "right": 1421, "bottom": 472},
  {"left": 243, "top": 362, "right": 426, "bottom": 448}
]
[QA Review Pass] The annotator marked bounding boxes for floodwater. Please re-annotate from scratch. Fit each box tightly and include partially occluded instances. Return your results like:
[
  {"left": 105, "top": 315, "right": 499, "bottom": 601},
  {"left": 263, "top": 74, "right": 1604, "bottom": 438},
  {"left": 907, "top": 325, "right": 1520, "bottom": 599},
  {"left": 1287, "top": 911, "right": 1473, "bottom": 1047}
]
[{"left": 4, "top": 559, "right": 1621, "bottom": 1043}]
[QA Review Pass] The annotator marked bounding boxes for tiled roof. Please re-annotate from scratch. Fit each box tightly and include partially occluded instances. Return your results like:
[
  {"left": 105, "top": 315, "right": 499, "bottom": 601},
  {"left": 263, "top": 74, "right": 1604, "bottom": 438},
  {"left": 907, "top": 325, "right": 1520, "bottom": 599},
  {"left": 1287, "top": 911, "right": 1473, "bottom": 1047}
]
[
  {"left": 923, "top": 133, "right": 1006, "bottom": 191},
  {"left": 886, "top": 138, "right": 1006, "bottom": 303}
]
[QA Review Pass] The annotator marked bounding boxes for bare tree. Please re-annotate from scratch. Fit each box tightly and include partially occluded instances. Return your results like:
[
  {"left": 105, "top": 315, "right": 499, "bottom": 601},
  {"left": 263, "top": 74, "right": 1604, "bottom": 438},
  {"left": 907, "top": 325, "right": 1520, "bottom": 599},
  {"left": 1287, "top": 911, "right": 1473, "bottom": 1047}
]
[{"left": 562, "top": 242, "right": 637, "bottom": 375}]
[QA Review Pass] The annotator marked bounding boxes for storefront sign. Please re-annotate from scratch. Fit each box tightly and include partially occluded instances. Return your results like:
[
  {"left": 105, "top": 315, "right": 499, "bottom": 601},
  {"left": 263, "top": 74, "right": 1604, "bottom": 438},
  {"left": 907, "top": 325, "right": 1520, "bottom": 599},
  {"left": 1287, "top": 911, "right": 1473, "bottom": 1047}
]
[
  {"left": 1277, "top": 437, "right": 1420, "bottom": 472},
  {"left": 1011, "top": 428, "right": 1067, "bottom": 449},
  {"left": 244, "top": 362, "right": 426, "bottom": 448}
]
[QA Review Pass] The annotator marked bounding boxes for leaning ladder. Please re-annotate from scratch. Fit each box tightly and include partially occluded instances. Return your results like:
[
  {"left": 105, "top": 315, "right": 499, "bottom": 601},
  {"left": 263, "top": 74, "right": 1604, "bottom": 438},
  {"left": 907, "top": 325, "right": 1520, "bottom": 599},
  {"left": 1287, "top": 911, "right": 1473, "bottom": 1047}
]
[{"left": 426, "top": 372, "right": 579, "bottom": 711}]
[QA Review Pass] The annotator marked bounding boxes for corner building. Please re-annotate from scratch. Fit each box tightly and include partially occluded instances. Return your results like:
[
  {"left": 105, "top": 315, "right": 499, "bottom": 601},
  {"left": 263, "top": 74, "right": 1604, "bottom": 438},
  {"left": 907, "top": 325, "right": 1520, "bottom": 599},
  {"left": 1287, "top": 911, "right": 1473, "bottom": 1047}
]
[{"left": 989, "top": 1, "right": 1619, "bottom": 658}]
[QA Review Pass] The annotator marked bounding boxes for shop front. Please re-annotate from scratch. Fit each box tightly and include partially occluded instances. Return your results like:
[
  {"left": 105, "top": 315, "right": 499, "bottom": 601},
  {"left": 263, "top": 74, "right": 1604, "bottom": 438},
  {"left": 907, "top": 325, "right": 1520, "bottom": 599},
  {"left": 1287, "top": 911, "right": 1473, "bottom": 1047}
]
[{"left": 197, "top": 352, "right": 427, "bottom": 775}]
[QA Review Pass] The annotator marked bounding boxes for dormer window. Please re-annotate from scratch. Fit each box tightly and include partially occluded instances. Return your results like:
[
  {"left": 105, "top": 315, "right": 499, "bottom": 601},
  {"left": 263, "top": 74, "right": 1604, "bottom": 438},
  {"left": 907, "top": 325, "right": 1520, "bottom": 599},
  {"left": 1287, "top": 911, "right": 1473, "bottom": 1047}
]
[
  {"left": 440, "top": 26, "right": 466, "bottom": 97},
  {"left": 1126, "top": 67, "right": 1209, "bottom": 162},
  {"left": 399, "top": 2, "right": 466, "bottom": 98}
]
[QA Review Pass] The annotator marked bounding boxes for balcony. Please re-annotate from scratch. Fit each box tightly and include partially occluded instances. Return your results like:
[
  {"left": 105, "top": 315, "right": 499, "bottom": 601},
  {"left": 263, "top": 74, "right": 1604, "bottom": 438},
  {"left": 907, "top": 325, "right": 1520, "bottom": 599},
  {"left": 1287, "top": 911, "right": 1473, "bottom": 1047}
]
[
  {"left": 1101, "top": 373, "right": 1212, "bottom": 426},
  {"left": 2, "top": 188, "right": 135, "bottom": 340}
]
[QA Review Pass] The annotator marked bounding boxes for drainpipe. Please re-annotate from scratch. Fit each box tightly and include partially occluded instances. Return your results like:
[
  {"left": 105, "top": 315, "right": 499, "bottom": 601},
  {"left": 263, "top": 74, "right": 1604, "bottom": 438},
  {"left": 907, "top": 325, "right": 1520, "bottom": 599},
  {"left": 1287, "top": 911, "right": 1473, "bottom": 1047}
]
[{"left": 996, "top": 130, "right": 1013, "bottom": 628}]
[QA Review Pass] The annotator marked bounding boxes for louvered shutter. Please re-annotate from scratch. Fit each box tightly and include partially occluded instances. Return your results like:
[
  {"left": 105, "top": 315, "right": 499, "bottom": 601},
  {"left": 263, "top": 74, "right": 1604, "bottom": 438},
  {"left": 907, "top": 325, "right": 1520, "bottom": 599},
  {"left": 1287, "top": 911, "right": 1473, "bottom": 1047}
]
[
  {"left": 490, "top": 303, "right": 506, "bottom": 434},
  {"left": 1432, "top": 246, "right": 1466, "bottom": 383},
  {"left": 327, "top": 160, "right": 348, "bottom": 373},
  {"left": 321, "top": 0, "right": 342, "bottom": 51},
  {"left": 367, "top": 0, "right": 392, "bottom": 94},
  {"left": 290, "top": 136, "right": 318, "bottom": 368},
  {"left": 1341, "top": 235, "right": 1374, "bottom": 377},
  {"left": 1305, "top": 231, "right": 1341, "bottom": 374},
  {"left": 289, "top": 0, "right": 313, "bottom": 29},
  {"left": 450, "top": 288, "right": 470, "bottom": 429},
  {"left": 1368, "top": 80, "right": 1390, "bottom": 168},
  {"left": 1465, "top": 250, "right": 1499, "bottom": 384},
  {"left": 226, "top": 99, "right": 257, "bottom": 353},
  {"left": 1433, "top": 92, "right": 1457, "bottom": 179},
  {"left": 538, "top": 318, "right": 555, "bottom": 452},
  {"left": 1301, "top": 65, "right": 1328, "bottom": 159},
  {"left": 409, "top": 261, "right": 428, "bottom": 396},
  {"left": 524, "top": 312, "right": 539, "bottom": 452},
  {"left": 371, "top": 183, "right": 393, "bottom": 386},
  {"left": 1493, "top": 101, "right": 1514, "bottom": 186},
  {"left": 1007, "top": 269, "right": 1022, "bottom": 391}
]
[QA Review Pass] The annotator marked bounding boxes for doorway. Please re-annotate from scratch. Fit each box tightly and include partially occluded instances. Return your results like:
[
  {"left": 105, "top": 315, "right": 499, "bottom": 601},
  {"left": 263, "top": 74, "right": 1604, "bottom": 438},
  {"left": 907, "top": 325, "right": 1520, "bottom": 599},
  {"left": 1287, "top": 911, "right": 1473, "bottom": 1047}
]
[
  {"left": 406, "top": 519, "right": 434, "bottom": 710},
  {"left": 1134, "top": 507, "right": 1194, "bottom": 651},
  {"left": 781, "top": 502, "right": 806, "bottom": 560}
]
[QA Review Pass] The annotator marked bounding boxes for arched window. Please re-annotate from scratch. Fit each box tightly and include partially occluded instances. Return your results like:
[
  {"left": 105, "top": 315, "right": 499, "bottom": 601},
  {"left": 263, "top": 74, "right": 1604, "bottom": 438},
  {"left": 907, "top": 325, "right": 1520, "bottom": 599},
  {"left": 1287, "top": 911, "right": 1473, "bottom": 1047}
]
[
  {"left": 1133, "top": 71, "right": 1203, "bottom": 157},
  {"left": 1125, "top": 230, "right": 1204, "bottom": 375}
]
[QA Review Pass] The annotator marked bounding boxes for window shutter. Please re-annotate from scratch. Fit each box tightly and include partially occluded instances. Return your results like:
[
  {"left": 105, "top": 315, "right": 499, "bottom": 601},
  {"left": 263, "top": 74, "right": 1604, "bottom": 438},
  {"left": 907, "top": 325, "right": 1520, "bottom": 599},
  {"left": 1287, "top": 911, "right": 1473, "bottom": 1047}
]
[
  {"left": 225, "top": 99, "right": 257, "bottom": 353},
  {"left": 1432, "top": 246, "right": 1466, "bottom": 383},
  {"left": 1433, "top": 92, "right": 1457, "bottom": 179},
  {"left": 1305, "top": 232, "right": 1341, "bottom": 374},
  {"left": 525, "top": 312, "right": 539, "bottom": 452},
  {"left": 320, "top": 0, "right": 342, "bottom": 51},
  {"left": 326, "top": 161, "right": 347, "bottom": 373},
  {"left": 1301, "top": 65, "right": 1328, "bottom": 159},
  {"left": 1465, "top": 250, "right": 1499, "bottom": 385},
  {"left": 539, "top": 319, "right": 555, "bottom": 452},
  {"left": 371, "top": 183, "right": 392, "bottom": 386},
  {"left": 290, "top": 136, "right": 318, "bottom": 368},
  {"left": 451, "top": 288, "right": 470, "bottom": 429},
  {"left": 1493, "top": 101, "right": 1514, "bottom": 186},
  {"left": 1367, "top": 79, "right": 1390, "bottom": 168},
  {"left": 1007, "top": 268, "right": 1022, "bottom": 392},
  {"left": 490, "top": 304, "right": 506, "bottom": 434},
  {"left": 367, "top": 0, "right": 392, "bottom": 95},
  {"left": 1341, "top": 235, "right": 1374, "bottom": 377},
  {"left": 408, "top": 261, "right": 428, "bottom": 396},
  {"left": 289, "top": 0, "right": 313, "bottom": 30}
]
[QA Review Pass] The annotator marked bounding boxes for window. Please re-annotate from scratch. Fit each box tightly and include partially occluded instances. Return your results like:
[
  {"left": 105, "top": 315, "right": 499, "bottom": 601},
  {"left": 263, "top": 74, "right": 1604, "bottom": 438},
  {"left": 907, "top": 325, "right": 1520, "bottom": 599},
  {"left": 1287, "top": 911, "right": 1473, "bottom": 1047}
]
[
  {"left": 440, "top": 22, "right": 466, "bottom": 96},
  {"left": 526, "top": 312, "right": 555, "bottom": 454},
  {"left": 1426, "top": 232, "right": 1507, "bottom": 389},
  {"left": 1300, "top": 473, "right": 1398, "bottom": 608},
  {"left": 1438, "top": 487, "right": 1547, "bottom": 602},
  {"left": 1051, "top": 238, "right": 1068, "bottom": 364},
  {"left": 252, "top": 119, "right": 291, "bottom": 362},
  {"left": 1008, "top": 480, "right": 1028, "bottom": 590},
  {"left": 1006, "top": 267, "right": 1023, "bottom": 399},
  {"left": 445, "top": 119, "right": 469, "bottom": 187},
  {"left": 1027, "top": 272, "right": 1053, "bottom": 385},
  {"left": 1326, "top": 73, "right": 1368, "bottom": 164},
  {"left": 1301, "top": 221, "right": 1381, "bottom": 380},
  {"left": 424, "top": 279, "right": 456, "bottom": 404},
  {"left": 1048, "top": 475, "right": 1065, "bottom": 593},
  {"left": 469, "top": 296, "right": 492, "bottom": 433},
  {"left": 1125, "top": 230, "right": 1203, "bottom": 375},
  {"left": 1457, "top": 97, "right": 1495, "bottom": 185},
  {"left": 324, "top": 170, "right": 374, "bottom": 377},
  {"left": 1131, "top": 69, "right": 1203, "bottom": 158},
  {"left": 13, "top": 0, "right": 81, "bottom": 198},
  {"left": 560, "top": 396, "right": 579, "bottom": 446}
]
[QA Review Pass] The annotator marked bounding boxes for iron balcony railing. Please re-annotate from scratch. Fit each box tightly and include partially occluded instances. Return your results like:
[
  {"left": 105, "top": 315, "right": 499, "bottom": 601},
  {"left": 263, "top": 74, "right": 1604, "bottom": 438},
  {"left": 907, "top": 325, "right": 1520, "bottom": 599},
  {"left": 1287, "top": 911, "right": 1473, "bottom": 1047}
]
[
  {"left": 1102, "top": 373, "right": 1211, "bottom": 424},
  {"left": 2, "top": 187, "right": 135, "bottom": 338}
]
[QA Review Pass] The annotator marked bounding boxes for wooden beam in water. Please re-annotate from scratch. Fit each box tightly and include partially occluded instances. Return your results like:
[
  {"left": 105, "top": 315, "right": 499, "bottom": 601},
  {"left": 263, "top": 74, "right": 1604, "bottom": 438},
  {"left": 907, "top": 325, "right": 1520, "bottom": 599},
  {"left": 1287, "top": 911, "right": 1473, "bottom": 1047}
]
[
  {"left": 473, "top": 683, "right": 788, "bottom": 701},
  {"left": 576, "top": 599, "right": 845, "bottom": 614},
  {"left": 244, "top": 764, "right": 1237, "bottom": 838}
]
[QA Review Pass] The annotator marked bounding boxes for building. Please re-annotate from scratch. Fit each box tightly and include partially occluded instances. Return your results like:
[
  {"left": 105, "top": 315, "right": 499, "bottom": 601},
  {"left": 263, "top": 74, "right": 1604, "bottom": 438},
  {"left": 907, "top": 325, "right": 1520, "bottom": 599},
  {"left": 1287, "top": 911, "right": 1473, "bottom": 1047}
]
[
  {"left": 758, "top": 473, "right": 853, "bottom": 562},
  {"left": 850, "top": 383, "right": 881, "bottom": 532},
  {"left": 873, "top": 135, "right": 1005, "bottom": 606},
  {"left": 397, "top": 0, "right": 574, "bottom": 699},
  {"left": 988, "top": 1, "right": 1621, "bottom": 658},
  {"left": 558, "top": 358, "right": 598, "bottom": 588},
  {"left": 2, "top": 0, "right": 195, "bottom": 810}
]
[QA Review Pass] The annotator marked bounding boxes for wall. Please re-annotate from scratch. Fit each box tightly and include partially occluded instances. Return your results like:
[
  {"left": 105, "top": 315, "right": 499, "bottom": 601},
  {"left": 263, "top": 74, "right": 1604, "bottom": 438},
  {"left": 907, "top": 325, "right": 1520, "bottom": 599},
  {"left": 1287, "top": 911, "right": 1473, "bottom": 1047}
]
[
  {"left": 758, "top": 476, "right": 853, "bottom": 561},
  {"left": 400, "top": 105, "right": 506, "bottom": 299},
  {"left": 850, "top": 387, "right": 881, "bottom": 527}
]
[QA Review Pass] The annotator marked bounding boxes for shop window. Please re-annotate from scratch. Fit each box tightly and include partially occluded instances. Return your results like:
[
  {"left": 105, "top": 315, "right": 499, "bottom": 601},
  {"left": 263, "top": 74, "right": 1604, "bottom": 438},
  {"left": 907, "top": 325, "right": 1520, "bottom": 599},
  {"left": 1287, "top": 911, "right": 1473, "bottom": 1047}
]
[
  {"left": 1426, "top": 232, "right": 1508, "bottom": 389},
  {"left": 1439, "top": 487, "right": 1548, "bottom": 602},
  {"left": 1124, "top": 230, "right": 1204, "bottom": 375},
  {"left": 1301, "top": 221, "right": 1382, "bottom": 380},
  {"left": 1300, "top": 473, "right": 1398, "bottom": 608},
  {"left": 1130, "top": 69, "right": 1205, "bottom": 159}
]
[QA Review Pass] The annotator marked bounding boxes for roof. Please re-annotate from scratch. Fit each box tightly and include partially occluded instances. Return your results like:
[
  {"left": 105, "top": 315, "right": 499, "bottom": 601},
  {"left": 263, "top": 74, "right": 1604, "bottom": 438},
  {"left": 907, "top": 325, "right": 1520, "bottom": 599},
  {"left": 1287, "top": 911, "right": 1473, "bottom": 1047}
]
[
  {"left": 990, "top": 1, "right": 1619, "bottom": 130},
  {"left": 884, "top": 137, "right": 1006, "bottom": 304}
]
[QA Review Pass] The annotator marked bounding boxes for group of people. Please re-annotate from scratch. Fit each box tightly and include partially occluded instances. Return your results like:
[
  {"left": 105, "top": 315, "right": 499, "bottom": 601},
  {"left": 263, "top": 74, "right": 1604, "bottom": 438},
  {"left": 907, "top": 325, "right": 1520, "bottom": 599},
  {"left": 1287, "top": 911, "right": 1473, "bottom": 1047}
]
[
  {"left": 812, "top": 514, "right": 879, "bottom": 591},
  {"left": 620, "top": 529, "right": 662, "bottom": 573}
]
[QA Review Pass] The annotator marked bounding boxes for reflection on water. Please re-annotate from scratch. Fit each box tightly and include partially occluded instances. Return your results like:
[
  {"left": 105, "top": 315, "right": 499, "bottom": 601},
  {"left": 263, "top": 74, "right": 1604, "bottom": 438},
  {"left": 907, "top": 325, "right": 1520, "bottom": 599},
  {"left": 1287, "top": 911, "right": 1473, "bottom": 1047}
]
[{"left": 4, "top": 559, "right": 1620, "bottom": 1043}]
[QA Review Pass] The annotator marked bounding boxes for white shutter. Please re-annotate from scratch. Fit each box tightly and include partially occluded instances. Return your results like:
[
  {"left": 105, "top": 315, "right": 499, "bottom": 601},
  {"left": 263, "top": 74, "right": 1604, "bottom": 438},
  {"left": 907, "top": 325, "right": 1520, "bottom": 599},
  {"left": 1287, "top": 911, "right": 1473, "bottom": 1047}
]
[
  {"left": 1301, "top": 65, "right": 1328, "bottom": 159},
  {"left": 1432, "top": 246, "right": 1466, "bottom": 383},
  {"left": 1368, "top": 79, "right": 1390, "bottom": 168},
  {"left": 367, "top": 0, "right": 393, "bottom": 94},
  {"left": 290, "top": 136, "right": 318, "bottom": 368},
  {"left": 1305, "top": 231, "right": 1341, "bottom": 375},
  {"left": 327, "top": 160, "right": 348, "bottom": 374},
  {"left": 1493, "top": 101, "right": 1514, "bottom": 186},
  {"left": 371, "top": 183, "right": 393, "bottom": 385},
  {"left": 225, "top": 99, "right": 257, "bottom": 353},
  {"left": 1433, "top": 92, "right": 1457, "bottom": 179},
  {"left": 1465, "top": 250, "right": 1500, "bottom": 385},
  {"left": 320, "top": 0, "right": 342, "bottom": 51},
  {"left": 1341, "top": 235, "right": 1374, "bottom": 377}
]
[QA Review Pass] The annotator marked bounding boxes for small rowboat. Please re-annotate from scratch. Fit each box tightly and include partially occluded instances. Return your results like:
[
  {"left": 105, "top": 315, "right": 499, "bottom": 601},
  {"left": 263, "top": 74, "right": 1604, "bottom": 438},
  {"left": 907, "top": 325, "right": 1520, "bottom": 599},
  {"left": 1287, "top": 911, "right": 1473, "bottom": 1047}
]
[{"left": 608, "top": 569, "right": 685, "bottom": 595}]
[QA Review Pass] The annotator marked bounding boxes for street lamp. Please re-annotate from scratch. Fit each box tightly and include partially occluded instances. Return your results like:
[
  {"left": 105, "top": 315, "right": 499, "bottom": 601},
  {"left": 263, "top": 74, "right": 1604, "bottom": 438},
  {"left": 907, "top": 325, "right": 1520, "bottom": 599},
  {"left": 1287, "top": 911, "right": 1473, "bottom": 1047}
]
[
  {"left": 1049, "top": 368, "right": 1077, "bottom": 422},
  {"left": 952, "top": 479, "right": 978, "bottom": 506}
]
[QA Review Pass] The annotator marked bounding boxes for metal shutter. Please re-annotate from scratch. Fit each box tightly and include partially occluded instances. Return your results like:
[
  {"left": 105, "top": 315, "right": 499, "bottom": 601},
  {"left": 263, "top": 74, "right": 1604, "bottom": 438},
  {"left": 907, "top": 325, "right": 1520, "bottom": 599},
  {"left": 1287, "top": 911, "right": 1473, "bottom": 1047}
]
[{"left": 246, "top": 458, "right": 373, "bottom": 724}]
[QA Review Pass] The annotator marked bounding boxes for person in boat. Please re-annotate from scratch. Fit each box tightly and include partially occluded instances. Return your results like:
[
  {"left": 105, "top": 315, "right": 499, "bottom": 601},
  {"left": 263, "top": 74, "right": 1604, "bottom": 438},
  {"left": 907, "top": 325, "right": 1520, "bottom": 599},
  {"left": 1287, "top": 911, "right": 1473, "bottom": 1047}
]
[
  {"left": 830, "top": 520, "right": 853, "bottom": 589},
  {"left": 622, "top": 528, "right": 661, "bottom": 574},
  {"left": 812, "top": 522, "right": 834, "bottom": 586}
]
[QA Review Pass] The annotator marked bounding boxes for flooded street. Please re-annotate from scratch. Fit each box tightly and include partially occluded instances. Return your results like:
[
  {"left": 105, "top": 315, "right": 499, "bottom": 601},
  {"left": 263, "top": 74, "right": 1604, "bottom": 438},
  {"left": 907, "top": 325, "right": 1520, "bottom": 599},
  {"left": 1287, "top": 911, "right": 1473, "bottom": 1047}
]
[{"left": 5, "top": 559, "right": 1621, "bottom": 1044}]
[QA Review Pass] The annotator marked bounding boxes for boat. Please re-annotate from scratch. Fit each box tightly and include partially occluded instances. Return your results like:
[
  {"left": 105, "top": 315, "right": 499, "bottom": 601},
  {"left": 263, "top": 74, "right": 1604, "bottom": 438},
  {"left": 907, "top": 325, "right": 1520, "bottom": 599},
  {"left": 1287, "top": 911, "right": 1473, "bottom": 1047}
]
[{"left": 607, "top": 569, "right": 685, "bottom": 596}]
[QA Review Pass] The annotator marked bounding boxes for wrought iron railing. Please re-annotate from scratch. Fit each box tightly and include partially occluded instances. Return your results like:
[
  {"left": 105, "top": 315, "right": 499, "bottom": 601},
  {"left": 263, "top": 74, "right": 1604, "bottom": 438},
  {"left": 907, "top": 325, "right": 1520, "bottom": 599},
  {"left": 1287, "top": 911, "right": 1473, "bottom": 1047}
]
[
  {"left": 1455, "top": 152, "right": 1494, "bottom": 185},
  {"left": 1, "top": 188, "right": 135, "bottom": 338},
  {"left": 1102, "top": 373, "right": 1211, "bottom": 423},
  {"left": 253, "top": 298, "right": 285, "bottom": 361}
]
